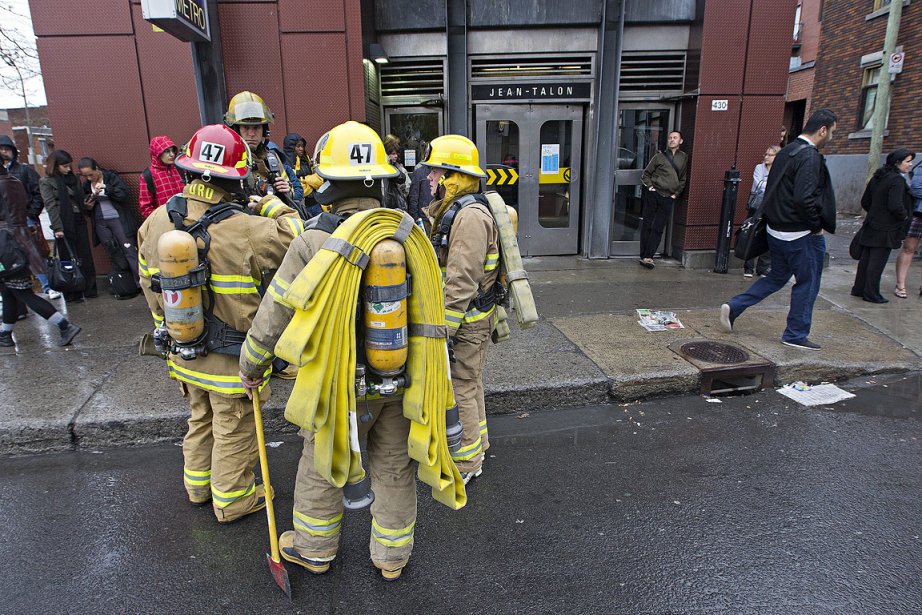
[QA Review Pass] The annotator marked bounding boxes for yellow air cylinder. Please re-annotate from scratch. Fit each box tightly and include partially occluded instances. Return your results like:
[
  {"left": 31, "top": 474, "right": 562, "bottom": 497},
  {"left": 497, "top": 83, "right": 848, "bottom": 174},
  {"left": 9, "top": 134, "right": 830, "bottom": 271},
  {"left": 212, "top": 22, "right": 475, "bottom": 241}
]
[
  {"left": 157, "top": 230, "right": 205, "bottom": 344},
  {"left": 362, "top": 239, "right": 409, "bottom": 376},
  {"left": 507, "top": 205, "right": 519, "bottom": 233}
]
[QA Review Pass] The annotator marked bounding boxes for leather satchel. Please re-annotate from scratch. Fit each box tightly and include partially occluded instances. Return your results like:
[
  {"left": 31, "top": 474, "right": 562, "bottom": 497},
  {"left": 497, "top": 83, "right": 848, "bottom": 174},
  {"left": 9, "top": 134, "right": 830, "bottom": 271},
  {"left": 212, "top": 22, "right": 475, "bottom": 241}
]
[
  {"left": 734, "top": 206, "right": 769, "bottom": 261},
  {"left": 47, "top": 237, "right": 86, "bottom": 293}
]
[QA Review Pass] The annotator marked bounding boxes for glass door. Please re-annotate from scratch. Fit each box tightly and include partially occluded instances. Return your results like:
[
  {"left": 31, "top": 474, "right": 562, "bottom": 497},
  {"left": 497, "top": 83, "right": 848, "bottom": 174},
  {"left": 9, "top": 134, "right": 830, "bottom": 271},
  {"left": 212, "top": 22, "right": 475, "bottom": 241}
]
[
  {"left": 611, "top": 105, "right": 671, "bottom": 256},
  {"left": 475, "top": 104, "right": 582, "bottom": 256},
  {"left": 384, "top": 107, "right": 443, "bottom": 169}
]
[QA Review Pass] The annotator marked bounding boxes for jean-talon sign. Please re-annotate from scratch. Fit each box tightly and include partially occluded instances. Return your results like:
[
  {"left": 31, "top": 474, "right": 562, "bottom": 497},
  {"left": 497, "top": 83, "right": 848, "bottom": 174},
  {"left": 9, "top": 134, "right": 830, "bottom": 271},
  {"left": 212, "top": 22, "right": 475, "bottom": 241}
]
[
  {"left": 471, "top": 83, "right": 591, "bottom": 101},
  {"left": 142, "top": 0, "right": 211, "bottom": 42}
]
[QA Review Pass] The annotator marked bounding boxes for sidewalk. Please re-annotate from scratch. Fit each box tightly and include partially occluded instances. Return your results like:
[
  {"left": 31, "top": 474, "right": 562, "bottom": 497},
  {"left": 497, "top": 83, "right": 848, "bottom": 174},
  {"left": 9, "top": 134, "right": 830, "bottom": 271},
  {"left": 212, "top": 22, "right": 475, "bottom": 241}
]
[{"left": 2, "top": 217, "right": 919, "bottom": 454}]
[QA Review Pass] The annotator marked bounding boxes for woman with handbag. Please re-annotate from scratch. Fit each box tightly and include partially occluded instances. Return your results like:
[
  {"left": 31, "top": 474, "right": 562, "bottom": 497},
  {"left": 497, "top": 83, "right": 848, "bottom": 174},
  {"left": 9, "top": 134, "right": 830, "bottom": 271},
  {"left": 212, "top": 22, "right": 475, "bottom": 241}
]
[
  {"left": 851, "top": 149, "right": 914, "bottom": 303},
  {"left": 39, "top": 150, "right": 98, "bottom": 302},
  {"left": 744, "top": 146, "right": 780, "bottom": 277},
  {"left": 0, "top": 164, "right": 82, "bottom": 347},
  {"left": 893, "top": 160, "right": 922, "bottom": 298}
]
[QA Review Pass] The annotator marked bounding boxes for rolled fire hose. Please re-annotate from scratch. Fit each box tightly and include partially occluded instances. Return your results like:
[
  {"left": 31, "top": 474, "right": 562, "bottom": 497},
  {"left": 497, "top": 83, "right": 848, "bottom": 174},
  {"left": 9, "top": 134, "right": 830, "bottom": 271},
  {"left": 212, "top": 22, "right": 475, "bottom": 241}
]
[{"left": 273, "top": 209, "right": 466, "bottom": 510}]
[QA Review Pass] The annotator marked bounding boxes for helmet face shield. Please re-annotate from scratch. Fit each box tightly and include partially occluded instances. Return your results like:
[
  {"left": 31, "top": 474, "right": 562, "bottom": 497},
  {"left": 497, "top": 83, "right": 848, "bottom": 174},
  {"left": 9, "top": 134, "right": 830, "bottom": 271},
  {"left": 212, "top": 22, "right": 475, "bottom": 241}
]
[{"left": 233, "top": 100, "right": 269, "bottom": 125}]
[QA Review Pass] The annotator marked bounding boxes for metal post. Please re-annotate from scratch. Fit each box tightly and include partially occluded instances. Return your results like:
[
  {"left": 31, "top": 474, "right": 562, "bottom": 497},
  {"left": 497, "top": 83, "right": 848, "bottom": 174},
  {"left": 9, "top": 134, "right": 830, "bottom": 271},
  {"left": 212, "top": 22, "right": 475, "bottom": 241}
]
[
  {"left": 446, "top": 0, "right": 468, "bottom": 136},
  {"left": 714, "top": 166, "right": 741, "bottom": 274},
  {"left": 865, "top": 0, "right": 903, "bottom": 182},
  {"left": 585, "top": 0, "right": 625, "bottom": 259},
  {"left": 190, "top": 0, "right": 227, "bottom": 126}
]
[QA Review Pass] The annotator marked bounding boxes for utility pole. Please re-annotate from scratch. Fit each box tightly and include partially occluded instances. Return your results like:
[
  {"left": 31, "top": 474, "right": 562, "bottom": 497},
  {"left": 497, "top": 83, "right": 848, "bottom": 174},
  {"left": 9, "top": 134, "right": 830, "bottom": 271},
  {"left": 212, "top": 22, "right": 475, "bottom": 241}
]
[{"left": 865, "top": 0, "right": 903, "bottom": 181}]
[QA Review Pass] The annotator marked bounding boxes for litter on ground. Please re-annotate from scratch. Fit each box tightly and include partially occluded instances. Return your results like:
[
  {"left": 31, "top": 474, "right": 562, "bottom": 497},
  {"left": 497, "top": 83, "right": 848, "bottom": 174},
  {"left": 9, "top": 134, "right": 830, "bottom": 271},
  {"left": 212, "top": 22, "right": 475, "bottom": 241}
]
[{"left": 776, "top": 381, "right": 855, "bottom": 406}]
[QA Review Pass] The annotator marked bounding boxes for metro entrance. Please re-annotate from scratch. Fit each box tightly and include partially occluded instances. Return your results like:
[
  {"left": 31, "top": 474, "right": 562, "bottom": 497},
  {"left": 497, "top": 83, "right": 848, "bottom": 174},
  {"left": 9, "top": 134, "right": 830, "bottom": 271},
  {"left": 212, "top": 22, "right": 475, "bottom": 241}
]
[{"left": 474, "top": 104, "right": 583, "bottom": 256}]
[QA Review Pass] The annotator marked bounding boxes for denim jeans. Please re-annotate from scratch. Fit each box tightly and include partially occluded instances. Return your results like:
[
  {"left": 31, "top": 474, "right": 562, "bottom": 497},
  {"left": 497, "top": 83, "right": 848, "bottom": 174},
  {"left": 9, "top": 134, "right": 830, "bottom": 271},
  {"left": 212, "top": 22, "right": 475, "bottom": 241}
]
[{"left": 727, "top": 232, "right": 826, "bottom": 343}]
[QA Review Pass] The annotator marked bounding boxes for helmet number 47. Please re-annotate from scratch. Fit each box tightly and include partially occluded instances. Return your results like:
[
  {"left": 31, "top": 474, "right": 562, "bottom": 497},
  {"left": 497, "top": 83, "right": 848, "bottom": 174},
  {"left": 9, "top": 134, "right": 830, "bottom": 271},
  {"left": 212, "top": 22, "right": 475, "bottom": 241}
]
[
  {"left": 199, "top": 142, "right": 226, "bottom": 164},
  {"left": 349, "top": 143, "right": 373, "bottom": 165}
]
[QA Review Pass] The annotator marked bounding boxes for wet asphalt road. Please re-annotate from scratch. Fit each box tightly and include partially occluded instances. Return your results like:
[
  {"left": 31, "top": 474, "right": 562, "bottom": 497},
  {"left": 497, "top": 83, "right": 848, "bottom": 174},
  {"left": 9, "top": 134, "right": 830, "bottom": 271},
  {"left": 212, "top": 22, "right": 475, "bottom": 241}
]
[{"left": 2, "top": 374, "right": 921, "bottom": 614}]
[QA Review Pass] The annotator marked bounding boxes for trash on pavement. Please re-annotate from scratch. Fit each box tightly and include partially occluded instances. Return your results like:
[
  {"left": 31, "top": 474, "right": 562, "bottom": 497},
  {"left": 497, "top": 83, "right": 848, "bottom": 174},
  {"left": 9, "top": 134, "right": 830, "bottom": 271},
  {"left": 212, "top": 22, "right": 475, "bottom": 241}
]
[
  {"left": 776, "top": 381, "right": 855, "bottom": 406},
  {"left": 636, "top": 309, "right": 684, "bottom": 332}
]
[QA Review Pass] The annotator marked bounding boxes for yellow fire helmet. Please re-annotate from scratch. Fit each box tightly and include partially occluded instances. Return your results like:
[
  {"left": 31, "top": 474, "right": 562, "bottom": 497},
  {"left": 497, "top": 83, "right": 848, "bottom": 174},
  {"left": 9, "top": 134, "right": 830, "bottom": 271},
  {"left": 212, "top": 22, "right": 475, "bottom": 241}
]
[
  {"left": 315, "top": 121, "right": 398, "bottom": 181},
  {"left": 421, "top": 134, "right": 486, "bottom": 178},
  {"left": 224, "top": 91, "right": 274, "bottom": 126}
]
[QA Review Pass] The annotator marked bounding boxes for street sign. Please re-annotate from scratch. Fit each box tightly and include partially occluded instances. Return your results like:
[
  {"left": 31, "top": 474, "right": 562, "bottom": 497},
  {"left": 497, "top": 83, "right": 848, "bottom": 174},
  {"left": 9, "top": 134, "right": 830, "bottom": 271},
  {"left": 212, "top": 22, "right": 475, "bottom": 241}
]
[
  {"left": 888, "top": 52, "right": 905, "bottom": 74},
  {"left": 711, "top": 99, "right": 729, "bottom": 111},
  {"left": 141, "top": 0, "right": 211, "bottom": 42}
]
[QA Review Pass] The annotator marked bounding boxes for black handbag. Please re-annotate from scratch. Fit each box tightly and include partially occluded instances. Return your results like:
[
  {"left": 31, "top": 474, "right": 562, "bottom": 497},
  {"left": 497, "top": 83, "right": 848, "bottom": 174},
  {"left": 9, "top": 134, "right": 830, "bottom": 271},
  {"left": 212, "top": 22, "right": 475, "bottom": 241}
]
[
  {"left": 734, "top": 206, "right": 769, "bottom": 261},
  {"left": 48, "top": 237, "right": 86, "bottom": 293},
  {"left": 849, "top": 225, "right": 865, "bottom": 260},
  {"left": 0, "top": 228, "right": 29, "bottom": 279}
]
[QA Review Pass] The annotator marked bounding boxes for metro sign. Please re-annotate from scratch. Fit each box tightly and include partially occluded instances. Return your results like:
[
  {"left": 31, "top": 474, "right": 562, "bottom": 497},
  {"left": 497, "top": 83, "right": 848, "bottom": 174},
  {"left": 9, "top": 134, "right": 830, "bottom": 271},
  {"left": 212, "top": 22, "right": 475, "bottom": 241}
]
[{"left": 142, "top": 0, "right": 211, "bottom": 42}]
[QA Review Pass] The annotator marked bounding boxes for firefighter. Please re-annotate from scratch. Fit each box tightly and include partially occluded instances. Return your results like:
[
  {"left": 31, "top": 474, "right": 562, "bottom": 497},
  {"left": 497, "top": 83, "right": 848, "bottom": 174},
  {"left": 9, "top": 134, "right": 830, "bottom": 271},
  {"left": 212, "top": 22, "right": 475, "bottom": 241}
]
[
  {"left": 421, "top": 135, "right": 500, "bottom": 484},
  {"left": 239, "top": 121, "right": 419, "bottom": 580},
  {"left": 137, "top": 124, "right": 305, "bottom": 523},
  {"left": 224, "top": 91, "right": 304, "bottom": 210}
]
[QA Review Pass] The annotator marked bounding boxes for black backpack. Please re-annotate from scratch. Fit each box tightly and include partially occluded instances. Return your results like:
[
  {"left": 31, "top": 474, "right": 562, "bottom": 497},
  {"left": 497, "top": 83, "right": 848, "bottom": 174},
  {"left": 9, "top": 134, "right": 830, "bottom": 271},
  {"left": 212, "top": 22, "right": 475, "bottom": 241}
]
[
  {"left": 142, "top": 168, "right": 156, "bottom": 202},
  {"left": 0, "top": 228, "right": 29, "bottom": 279}
]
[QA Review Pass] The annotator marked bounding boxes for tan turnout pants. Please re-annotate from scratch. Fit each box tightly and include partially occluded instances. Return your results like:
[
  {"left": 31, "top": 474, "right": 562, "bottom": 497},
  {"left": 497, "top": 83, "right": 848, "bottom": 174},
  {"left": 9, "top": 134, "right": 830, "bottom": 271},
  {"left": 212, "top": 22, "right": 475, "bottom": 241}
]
[
  {"left": 291, "top": 396, "right": 417, "bottom": 571},
  {"left": 182, "top": 384, "right": 266, "bottom": 522},
  {"left": 450, "top": 317, "right": 492, "bottom": 474}
]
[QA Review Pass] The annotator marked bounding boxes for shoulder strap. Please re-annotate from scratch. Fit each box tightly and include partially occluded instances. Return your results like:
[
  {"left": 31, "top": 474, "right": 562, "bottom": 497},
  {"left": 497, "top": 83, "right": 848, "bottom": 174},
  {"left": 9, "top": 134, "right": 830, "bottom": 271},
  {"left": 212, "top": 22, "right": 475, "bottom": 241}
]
[
  {"left": 143, "top": 168, "right": 155, "bottom": 198},
  {"left": 304, "top": 211, "right": 346, "bottom": 234}
]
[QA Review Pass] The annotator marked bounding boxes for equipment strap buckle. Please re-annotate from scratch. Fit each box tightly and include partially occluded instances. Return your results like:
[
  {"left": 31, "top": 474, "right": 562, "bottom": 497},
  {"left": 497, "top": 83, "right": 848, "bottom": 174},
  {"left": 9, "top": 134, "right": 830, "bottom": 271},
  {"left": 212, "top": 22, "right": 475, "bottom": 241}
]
[
  {"left": 159, "top": 264, "right": 208, "bottom": 291},
  {"left": 364, "top": 274, "right": 411, "bottom": 302},
  {"left": 323, "top": 237, "right": 370, "bottom": 269}
]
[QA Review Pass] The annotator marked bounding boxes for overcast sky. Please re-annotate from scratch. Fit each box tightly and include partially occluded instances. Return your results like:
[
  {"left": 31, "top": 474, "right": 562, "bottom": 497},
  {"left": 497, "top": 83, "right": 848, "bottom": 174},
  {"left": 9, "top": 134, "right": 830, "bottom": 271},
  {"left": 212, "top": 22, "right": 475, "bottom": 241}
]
[{"left": 1, "top": 0, "right": 47, "bottom": 109}]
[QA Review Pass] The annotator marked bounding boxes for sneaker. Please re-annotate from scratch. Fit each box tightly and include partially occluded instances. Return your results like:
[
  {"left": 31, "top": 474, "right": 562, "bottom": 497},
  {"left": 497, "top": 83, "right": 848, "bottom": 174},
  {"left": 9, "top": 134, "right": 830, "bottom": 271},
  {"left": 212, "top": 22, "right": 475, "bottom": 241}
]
[
  {"left": 782, "top": 339, "right": 821, "bottom": 351},
  {"left": 278, "top": 530, "right": 333, "bottom": 574},
  {"left": 461, "top": 466, "right": 483, "bottom": 485},
  {"left": 0, "top": 331, "right": 13, "bottom": 347},
  {"left": 59, "top": 323, "right": 81, "bottom": 346},
  {"left": 46, "top": 289, "right": 62, "bottom": 300},
  {"left": 718, "top": 304, "right": 734, "bottom": 333},
  {"left": 743, "top": 272, "right": 753, "bottom": 278},
  {"left": 638, "top": 258, "right": 655, "bottom": 270}
]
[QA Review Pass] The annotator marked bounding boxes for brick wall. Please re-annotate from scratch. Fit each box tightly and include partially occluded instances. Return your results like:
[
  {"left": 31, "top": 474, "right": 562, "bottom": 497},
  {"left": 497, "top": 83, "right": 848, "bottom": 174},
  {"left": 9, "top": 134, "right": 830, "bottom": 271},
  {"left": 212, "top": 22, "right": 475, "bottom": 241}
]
[
  {"left": 811, "top": 0, "right": 922, "bottom": 155},
  {"left": 787, "top": 66, "right": 815, "bottom": 104}
]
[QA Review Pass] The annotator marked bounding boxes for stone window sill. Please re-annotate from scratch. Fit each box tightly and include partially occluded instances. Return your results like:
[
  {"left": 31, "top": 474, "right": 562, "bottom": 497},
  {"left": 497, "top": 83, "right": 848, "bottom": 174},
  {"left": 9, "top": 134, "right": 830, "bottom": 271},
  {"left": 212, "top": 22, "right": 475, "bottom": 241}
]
[
  {"left": 866, "top": 0, "right": 910, "bottom": 21},
  {"left": 848, "top": 129, "right": 889, "bottom": 140}
]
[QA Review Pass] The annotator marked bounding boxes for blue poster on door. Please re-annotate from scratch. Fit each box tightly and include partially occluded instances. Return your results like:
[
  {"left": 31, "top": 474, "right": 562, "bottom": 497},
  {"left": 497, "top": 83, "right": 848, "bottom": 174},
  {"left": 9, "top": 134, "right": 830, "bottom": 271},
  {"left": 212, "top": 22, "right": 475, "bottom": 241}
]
[{"left": 541, "top": 144, "right": 560, "bottom": 174}]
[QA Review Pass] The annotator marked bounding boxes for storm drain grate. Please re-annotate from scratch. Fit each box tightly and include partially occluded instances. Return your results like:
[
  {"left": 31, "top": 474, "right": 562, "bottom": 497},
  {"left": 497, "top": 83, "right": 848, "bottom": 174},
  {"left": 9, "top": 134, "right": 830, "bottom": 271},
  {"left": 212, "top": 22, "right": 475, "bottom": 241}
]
[{"left": 680, "top": 341, "right": 749, "bottom": 365}]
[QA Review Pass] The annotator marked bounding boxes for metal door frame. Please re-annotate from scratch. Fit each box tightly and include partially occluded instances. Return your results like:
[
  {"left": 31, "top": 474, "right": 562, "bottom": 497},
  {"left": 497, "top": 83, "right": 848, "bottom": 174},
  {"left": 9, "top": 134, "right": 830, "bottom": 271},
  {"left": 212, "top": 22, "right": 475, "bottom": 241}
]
[
  {"left": 475, "top": 103, "right": 583, "bottom": 256},
  {"left": 611, "top": 102, "right": 674, "bottom": 256}
]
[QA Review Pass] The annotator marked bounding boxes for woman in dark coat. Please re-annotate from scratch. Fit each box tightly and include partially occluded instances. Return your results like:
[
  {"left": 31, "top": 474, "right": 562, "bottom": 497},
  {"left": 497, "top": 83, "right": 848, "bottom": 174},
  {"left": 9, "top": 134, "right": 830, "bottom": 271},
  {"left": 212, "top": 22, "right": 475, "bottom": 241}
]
[
  {"left": 39, "top": 150, "right": 97, "bottom": 302},
  {"left": 77, "top": 157, "right": 140, "bottom": 281},
  {"left": 851, "top": 148, "right": 915, "bottom": 303},
  {"left": 0, "top": 165, "right": 82, "bottom": 347}
]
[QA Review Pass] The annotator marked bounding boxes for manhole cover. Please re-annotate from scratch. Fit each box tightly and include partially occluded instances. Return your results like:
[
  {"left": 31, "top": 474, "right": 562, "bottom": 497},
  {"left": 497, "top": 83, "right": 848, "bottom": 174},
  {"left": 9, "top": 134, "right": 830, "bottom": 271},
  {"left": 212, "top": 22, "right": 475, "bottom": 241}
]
[{"left": 680, "top": 341, "right": 750, "bottom": 365}]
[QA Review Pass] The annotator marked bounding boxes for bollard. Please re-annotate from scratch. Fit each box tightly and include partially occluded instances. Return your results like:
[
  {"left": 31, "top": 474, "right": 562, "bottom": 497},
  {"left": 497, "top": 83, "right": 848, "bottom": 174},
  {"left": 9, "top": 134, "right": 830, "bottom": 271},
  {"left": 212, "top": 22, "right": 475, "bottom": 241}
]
[{"left": 714, "top": 166, "right": 741, "bottom": 274}]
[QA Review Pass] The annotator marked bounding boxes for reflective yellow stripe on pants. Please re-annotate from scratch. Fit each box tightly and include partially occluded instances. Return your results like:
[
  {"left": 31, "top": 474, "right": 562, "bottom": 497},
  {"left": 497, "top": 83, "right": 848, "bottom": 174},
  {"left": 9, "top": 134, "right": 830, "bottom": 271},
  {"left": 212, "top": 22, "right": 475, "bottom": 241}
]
[
  {"left": 450, "top": 436, "right": 483, "bottom": 462},
  {"left": 212, "top": 481, "right": 256, "bottom": 508},
  {"left": 371, "top": 518, "right": 415, "bottom": 548},
  {"left": 293, "top": 510, "right": 343, "bottom": 537},
  {"left": 184, "top": 467, "right": 211, "bottom": 486}
]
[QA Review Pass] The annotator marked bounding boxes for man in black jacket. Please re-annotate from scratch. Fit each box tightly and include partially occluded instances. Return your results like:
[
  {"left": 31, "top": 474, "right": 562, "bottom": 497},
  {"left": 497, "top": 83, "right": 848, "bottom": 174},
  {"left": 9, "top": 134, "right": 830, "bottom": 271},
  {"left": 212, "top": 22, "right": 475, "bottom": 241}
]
[
  {"left": 719, "top": 109, "right": 837, "bottom": 351},
  {"left": 0, "top": 135, "right": 42, "bottom": 218}
]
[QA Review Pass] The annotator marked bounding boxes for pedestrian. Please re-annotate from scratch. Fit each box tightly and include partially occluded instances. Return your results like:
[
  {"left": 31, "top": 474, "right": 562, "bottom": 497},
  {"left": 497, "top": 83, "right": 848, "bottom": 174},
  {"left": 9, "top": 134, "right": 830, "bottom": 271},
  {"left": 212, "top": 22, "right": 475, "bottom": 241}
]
[
  {"left": 0, "top": 164, "right": 81, "bottom": 347},
  {"left": 744, "top": 145, "right": 780, "bottom": 277},
  {"left": 77, "top": 157, "right": 140, "bottom": 282},
  {"left": 138, "top": 136, "right": 185, "bottom": 220},
  {"left": 422, "top": 134, "right": 500, "bottom": 484},
  {"left": 39, "top": 150, "right": 98, "bottom": 302},
  {"left": 893, "top": 163, "right": 922, "bottom": 298},
  {"left": 137, "top": 124, "right": 305, "bottom": 523},
  {"left": 719, "top": 109, "right": 838, "bottom": 351},
  {"left": 851, "top": 149, "right": 914, "bottom": 303},
  {"left": 639, "top": 130, "right": 688, "bottom": 268},
  {"left": 224, "top": 91, "right": 304, "bottom": 210},
  {"left": 239, "top": 121, "right": 418, "bottom": 580},
  {"left": 283, "top": 132, "right": 322, "bottom": 218},
  {"left": 0, "top": 134, "right": 55, "bottom": 297},
  {"left": 407, "top": 141, "right": 434, "bottom": 225},
  {"left": 381, "top": 134, "right": 411, "bottom": 212}
]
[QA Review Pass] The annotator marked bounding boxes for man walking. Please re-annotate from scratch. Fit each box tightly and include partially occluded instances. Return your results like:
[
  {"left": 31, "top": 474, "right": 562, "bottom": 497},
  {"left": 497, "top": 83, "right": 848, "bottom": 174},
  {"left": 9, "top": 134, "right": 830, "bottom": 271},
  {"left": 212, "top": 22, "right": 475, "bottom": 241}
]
[
  {"left": 719, "top": 109, "right": 837, "bottom": 350},
  {"left": 639, "top": 130, "right": 687, "bottom": 268}
]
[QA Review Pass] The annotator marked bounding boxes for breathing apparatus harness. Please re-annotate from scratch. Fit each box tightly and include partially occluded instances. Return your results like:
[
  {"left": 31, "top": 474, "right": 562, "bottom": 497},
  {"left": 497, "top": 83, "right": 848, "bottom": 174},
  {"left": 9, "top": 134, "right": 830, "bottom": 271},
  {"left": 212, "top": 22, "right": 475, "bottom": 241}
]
[
  {"left": 150, "top": 195, "right": 249, "bottom": 360},
  {"left": 431, "top": 193, "right": 507, "bottom": 314}
]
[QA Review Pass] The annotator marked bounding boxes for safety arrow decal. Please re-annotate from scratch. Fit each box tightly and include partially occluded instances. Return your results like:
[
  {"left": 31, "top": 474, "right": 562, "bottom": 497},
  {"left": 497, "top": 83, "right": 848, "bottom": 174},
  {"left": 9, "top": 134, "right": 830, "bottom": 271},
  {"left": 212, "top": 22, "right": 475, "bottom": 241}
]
[{"left": 486, "top": 167, "right": 520, "bottom": 186}]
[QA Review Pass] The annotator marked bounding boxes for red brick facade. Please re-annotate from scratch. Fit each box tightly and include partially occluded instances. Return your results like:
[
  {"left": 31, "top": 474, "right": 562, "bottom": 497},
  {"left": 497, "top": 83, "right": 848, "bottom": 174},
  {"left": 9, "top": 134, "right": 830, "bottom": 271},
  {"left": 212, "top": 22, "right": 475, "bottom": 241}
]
[{"left": 811, "top": 0, "right": 922, "bottom": 155}]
